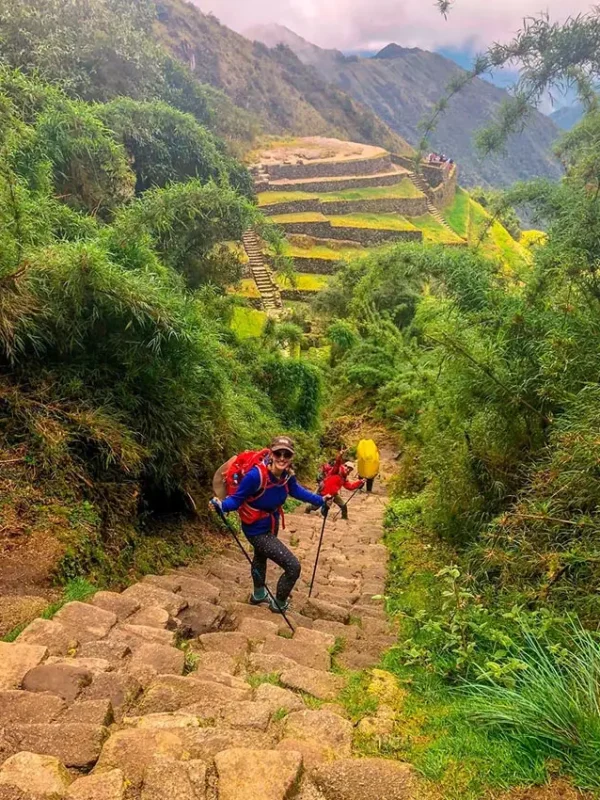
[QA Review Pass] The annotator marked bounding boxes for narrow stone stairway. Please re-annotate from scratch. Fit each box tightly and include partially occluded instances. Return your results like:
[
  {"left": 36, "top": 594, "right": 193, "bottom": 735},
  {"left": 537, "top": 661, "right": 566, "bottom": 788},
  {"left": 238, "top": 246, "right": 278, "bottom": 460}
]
[
  {"left": 407, "top": 171, "right": 459, "bottom": 236},
  {"left": 0, "top": 463, "right": 416, "bottom": 800},
  {"left": 242, "top": 229, "right": 283, "bottom": 314}
]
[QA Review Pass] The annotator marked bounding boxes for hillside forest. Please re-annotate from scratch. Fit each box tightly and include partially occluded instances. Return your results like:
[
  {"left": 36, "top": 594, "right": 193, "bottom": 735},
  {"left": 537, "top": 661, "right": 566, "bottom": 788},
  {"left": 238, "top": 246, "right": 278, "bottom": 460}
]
[{"left": 3, "top": 0, "right": 600, "bottom": 797}]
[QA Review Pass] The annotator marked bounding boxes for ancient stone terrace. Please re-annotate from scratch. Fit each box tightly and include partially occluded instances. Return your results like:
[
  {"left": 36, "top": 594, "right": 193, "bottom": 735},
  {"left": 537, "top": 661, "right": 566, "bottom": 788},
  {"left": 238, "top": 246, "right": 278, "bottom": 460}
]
[{"left": 248, "top": 137, "right": 462, "bottom": 288}]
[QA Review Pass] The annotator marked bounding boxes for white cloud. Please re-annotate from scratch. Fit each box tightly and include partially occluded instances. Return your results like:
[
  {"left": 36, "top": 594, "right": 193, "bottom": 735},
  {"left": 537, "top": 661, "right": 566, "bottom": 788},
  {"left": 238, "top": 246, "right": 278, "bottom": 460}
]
[{"left": 196, "top": 0, "right": 595, "bottom": 53}]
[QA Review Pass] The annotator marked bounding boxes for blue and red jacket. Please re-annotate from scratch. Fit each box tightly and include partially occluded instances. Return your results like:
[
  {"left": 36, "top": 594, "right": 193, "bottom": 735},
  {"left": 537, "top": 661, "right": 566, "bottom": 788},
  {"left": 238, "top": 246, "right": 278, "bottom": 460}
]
[{"left": 221, "top": 466, "right": 324, "bottom": 537}]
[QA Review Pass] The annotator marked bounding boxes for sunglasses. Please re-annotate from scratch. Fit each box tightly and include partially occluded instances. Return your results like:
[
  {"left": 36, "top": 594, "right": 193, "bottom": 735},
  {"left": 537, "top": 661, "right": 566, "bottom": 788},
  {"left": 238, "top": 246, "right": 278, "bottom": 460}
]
[{"left": 272, "top": 449, "right": 293, "bottom": 460}]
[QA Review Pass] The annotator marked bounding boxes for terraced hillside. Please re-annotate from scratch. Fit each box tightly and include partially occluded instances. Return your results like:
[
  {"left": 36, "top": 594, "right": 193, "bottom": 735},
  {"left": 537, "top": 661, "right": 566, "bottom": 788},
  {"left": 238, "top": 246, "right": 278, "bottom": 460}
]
[{"left": 242, "top": 137, "right": 463, "bottom": 303}]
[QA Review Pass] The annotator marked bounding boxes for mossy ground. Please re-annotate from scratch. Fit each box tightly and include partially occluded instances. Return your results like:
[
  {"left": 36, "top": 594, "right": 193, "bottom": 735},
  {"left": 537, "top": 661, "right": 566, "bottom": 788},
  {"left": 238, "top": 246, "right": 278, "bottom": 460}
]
[
  {"left": 231, "top": 306, "right": 268, "bottom": 338},
  {"left": 277, "top": 273, "right": 330, "bottom": 292}
]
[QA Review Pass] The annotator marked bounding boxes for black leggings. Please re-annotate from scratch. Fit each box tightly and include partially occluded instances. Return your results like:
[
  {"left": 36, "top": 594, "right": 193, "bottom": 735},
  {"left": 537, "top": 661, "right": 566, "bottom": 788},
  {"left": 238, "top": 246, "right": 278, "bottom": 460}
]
[{"left": 249, "top": 529, "right": 301, "bottom": 603}]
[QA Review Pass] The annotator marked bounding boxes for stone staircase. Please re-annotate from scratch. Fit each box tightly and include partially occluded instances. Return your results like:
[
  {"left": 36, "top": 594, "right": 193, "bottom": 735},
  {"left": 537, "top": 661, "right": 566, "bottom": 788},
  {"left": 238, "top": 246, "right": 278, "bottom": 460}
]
[
  {"left": 0, "top": 470, "right": 415, "bottom": 800},
  {"left": 408, "top": 171, "right": 464, "bottom": 239},
  {"left": 242, "top": 229, "right": 283, "bottom": 314}
]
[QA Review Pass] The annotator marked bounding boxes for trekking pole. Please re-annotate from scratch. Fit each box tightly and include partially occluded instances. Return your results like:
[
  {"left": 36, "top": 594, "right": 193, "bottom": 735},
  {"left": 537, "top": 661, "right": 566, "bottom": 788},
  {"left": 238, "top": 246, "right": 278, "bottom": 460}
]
[
  {"left": 308, "top": 504, "right": 330, "bottom": 598},
  {"left": 210, "top": 502, "right": 295, "bottom": 634},
  {"left": 332, "top": 486, "right": 362, "bottom": 521}
]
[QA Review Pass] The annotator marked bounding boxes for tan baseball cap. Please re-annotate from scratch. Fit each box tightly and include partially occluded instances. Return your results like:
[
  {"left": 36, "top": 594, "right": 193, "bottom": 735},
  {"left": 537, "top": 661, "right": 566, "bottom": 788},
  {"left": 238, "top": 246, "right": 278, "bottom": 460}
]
[{"left": 270, "top": 435, "right": 295, "bottom": 454}]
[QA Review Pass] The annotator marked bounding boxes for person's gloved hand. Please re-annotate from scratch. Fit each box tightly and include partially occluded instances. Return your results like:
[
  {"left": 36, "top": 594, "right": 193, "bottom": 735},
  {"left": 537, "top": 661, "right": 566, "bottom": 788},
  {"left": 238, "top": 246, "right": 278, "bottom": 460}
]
[
  {"left": 209, "top": 497, "right": 223, "bottom": 512},
  {"left": 323, "top": 494, "right": 333, "bottom": 507}
]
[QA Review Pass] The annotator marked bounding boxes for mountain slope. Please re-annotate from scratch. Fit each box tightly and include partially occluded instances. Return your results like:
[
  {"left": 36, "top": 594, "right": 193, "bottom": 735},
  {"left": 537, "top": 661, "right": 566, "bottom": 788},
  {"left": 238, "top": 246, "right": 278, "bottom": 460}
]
[
  {"left": 155, "top": 0, "right": 412, "bottom": 155},
  {"left": 246, "top": 24, "right": 563, "bottom": 188},
  {"left": 550, "top": 103, "right": 585, "bottom": 130}
]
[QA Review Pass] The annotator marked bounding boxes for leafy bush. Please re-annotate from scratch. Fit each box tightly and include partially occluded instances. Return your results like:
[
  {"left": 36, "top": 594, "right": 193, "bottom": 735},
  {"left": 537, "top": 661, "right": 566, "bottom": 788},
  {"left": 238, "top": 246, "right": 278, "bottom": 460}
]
[{"left": 97, "top": 98, "right": 252, "bottom": 195}]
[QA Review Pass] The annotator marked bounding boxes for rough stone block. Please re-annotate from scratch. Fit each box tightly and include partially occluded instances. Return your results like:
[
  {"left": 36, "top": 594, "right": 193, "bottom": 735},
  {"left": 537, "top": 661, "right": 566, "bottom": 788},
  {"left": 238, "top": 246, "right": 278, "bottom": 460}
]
[
  {"left": 0, "top": 752, "right": 72, "bottom": 798},
  {"left": 77, "top": 641, "right": 131, "bottom": 666},
  {"left": 197, "top": 632, "right": 249, "bottom": 658},
  {"left": 312, "top": 758, "right": 415, "bottom": 800},
  {"left": 108, "top": 624, "right": 175, "bottom": 650},
  {"left": 17, "top": 619, "right": 78, "bottom": 657},
  {"left": 128, "top": 606, "right": 170, "bottom": 629},
  {"left": 82, "top": 673, "right": 142, "bottom": 720},
  {"left": 141, "top": 758, "right": 206, "bottom": 800},
  {"left": 62, "top": 699, "right": 114, "bottom": 727},
  {"left": 237, "top": 618, "right": 279, "bottom": 640},
  {"left": 1, "top": 724, "right": 108, "bottom": 769},
  {"left": 22, "top": 663, "right": 92, "bottom": 703},
  {"left": 280, "top": 665, "right": 345, "bottom": 701},
  {"left": 138, "top": 675, "right": 251, "bottom": 715},
  {"left": 261, "top": 635, "right": 330, "bottom": 672},
  {"left": 54, "top": 602, "right": 117, "bottom": 643},
  {"left": 121, "top": 585, "right": 186, "bottom": 617},
  {"left": 141, "top": 574, "right": 182, "bottom": 593},
  {"left": 177, "top": 576, "right": 221, "bottom": 605},
  {"left": 128, "top": 644, "right": 185, "bottom": 686},
  {"left": 215, "top": 748, "right": 302, "bottom": 800},
  {"left": 293, "top": 626, "right": 336, "bottom": 650},
  {"left": 253, "top": 683, "right": 304, "bottom": 713},
  {"left": 283, "top": 710, "right": 352, "bottom": 759},
  {"left": 301, "top": 598, "right": 350, "bottom": 624},
  {"left": 91, "top": 592, "right": 140, "bottom": 621},
  {"left": 0, "top": 642, "right": 48, "bottom": 690},
  {"left": 177, "top": 599, "right": 225, "bottom": 637},
  {"left": 221, "top": 700, "right": 272, "bottom": 731},
  {"left": 67, "top": 769, "right": 124, "bottom": 800},
  {"left": 0, "top": 690, "right": 65, "bottom": 724}
]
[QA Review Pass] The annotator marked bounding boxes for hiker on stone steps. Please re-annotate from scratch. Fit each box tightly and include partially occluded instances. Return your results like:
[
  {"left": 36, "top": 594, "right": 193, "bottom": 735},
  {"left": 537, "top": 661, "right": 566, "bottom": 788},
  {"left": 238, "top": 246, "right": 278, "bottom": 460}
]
[
  {"left": 211, "top": 436, "right": 331, "bottom": 614},
  {"left": 306, "top": 460, "right": 364, "bottom": 520}
]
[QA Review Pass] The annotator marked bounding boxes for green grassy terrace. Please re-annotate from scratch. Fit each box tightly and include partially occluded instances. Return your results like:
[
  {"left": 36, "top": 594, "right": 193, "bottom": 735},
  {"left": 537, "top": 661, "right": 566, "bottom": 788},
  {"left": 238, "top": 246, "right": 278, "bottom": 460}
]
[
  {"left": 271, "top": 212, "right": 328, "bottom": 224},
  {"left": 230, "top": 306, "right": 267, "bottom": 338},
  {"left": 258, "top": 178, "right": 424, "bottom": 207},
  {"left": 444, "top": 188, "right": 530, "bottom": 269},
  {"left": 277, "top": 273, "right": 330, "bottom": 291},
  {"left": 411, "top": 214, "right": 465, "bottom": 244},
  {"left": 282, "top": 241, "right": 367, "bottom": 261},
  {"left": 329, "top": 213, "right": 417, "bottom": 230}
]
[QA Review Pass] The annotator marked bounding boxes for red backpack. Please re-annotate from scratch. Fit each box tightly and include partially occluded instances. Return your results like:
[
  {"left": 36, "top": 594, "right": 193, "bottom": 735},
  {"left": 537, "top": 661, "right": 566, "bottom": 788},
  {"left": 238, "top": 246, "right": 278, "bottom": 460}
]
[{"left": 212, "top": 449, "right": 291, "bottom": 528}]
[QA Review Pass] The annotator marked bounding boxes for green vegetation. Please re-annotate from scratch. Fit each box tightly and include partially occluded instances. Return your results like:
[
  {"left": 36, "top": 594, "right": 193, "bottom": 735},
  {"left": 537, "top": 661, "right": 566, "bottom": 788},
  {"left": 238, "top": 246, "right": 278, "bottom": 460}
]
[
  {"left": 258, "top": 191, "right": 317, "bottom": 206},
  {"left": 271, "top": 212, "right": 328, "bottom": 224},
  {"left": 410, "top": 214, "right": 464, "bottom": 244},
  {"left": 0, "top": 59, "right": 323, "bottom": 587},
  {"left": 444, "top": 188, "right": 529, "bottom": 269},
  {"left": 285, "top": 243, "right": 365, "bottom": 261},
  {"left": 314, "top": 97, "right": 600, "bottom": 790},
  {"left": 230, "top": 306, "right": 268, "bottom": 338},
  {"left": 444, "top": 187, "right": 470, "bottom": 238},
  {"left": 277, "top": 274, "right": 330, "bottom": 292},
  {"left": 330, "top": 213, "right": 416, "bottom": 231},
  {"left": 258, "top": 179, "right": 424, "bottom": 207},
  {"left": 321, "top": 179, "right": 424, "bottom": 201}
]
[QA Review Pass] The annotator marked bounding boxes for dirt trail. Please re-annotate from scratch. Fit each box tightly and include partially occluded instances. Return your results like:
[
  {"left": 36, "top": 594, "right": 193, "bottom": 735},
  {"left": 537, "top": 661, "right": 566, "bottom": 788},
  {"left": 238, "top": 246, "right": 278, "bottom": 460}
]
[{"left": 0, "top": 451, "right": 416, "bottom": 800}]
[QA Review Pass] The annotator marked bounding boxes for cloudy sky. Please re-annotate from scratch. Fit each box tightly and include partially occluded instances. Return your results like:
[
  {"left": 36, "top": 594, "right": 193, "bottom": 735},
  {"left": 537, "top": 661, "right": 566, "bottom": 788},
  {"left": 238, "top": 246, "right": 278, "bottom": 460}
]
[{"left": 195, "top": 0, "right": 593, "bottom": 55}]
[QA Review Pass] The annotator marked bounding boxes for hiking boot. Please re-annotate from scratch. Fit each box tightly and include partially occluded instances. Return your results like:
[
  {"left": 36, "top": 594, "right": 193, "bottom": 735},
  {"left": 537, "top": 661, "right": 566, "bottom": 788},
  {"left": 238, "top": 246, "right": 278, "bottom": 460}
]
[
  {"left": 269, "top": 597, "right": 290, "bottom": 614},
  {"left": 249, "top": 589, "right": 269, "bottom": 606}
]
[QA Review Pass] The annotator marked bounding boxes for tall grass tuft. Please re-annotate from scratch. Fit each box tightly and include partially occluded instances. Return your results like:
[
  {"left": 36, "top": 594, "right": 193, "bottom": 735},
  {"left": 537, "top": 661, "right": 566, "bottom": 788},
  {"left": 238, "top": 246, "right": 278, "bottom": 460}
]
[{"left": 466, "top": 624, "right": 600, "bottom": 788}]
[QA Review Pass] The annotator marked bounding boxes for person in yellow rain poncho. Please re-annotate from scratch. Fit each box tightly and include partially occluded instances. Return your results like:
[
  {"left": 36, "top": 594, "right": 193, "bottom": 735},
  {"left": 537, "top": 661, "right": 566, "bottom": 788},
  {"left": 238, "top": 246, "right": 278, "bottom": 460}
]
[{"left": 356, "top": 439, "right": 380, "bottom": 493}]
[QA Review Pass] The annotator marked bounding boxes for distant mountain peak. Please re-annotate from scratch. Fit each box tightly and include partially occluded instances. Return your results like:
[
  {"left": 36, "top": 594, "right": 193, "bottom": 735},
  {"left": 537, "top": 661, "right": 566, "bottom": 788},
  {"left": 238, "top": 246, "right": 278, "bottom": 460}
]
[{"left": 375, "top": 43, "right": 419, "bottom": 59}]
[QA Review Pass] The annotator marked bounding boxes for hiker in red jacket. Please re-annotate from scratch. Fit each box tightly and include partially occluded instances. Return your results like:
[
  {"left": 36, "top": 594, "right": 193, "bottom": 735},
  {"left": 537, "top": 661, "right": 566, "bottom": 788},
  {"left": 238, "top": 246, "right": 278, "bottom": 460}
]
[{"left": 307, "top": 460, "right": 364, "bottom": 520}]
